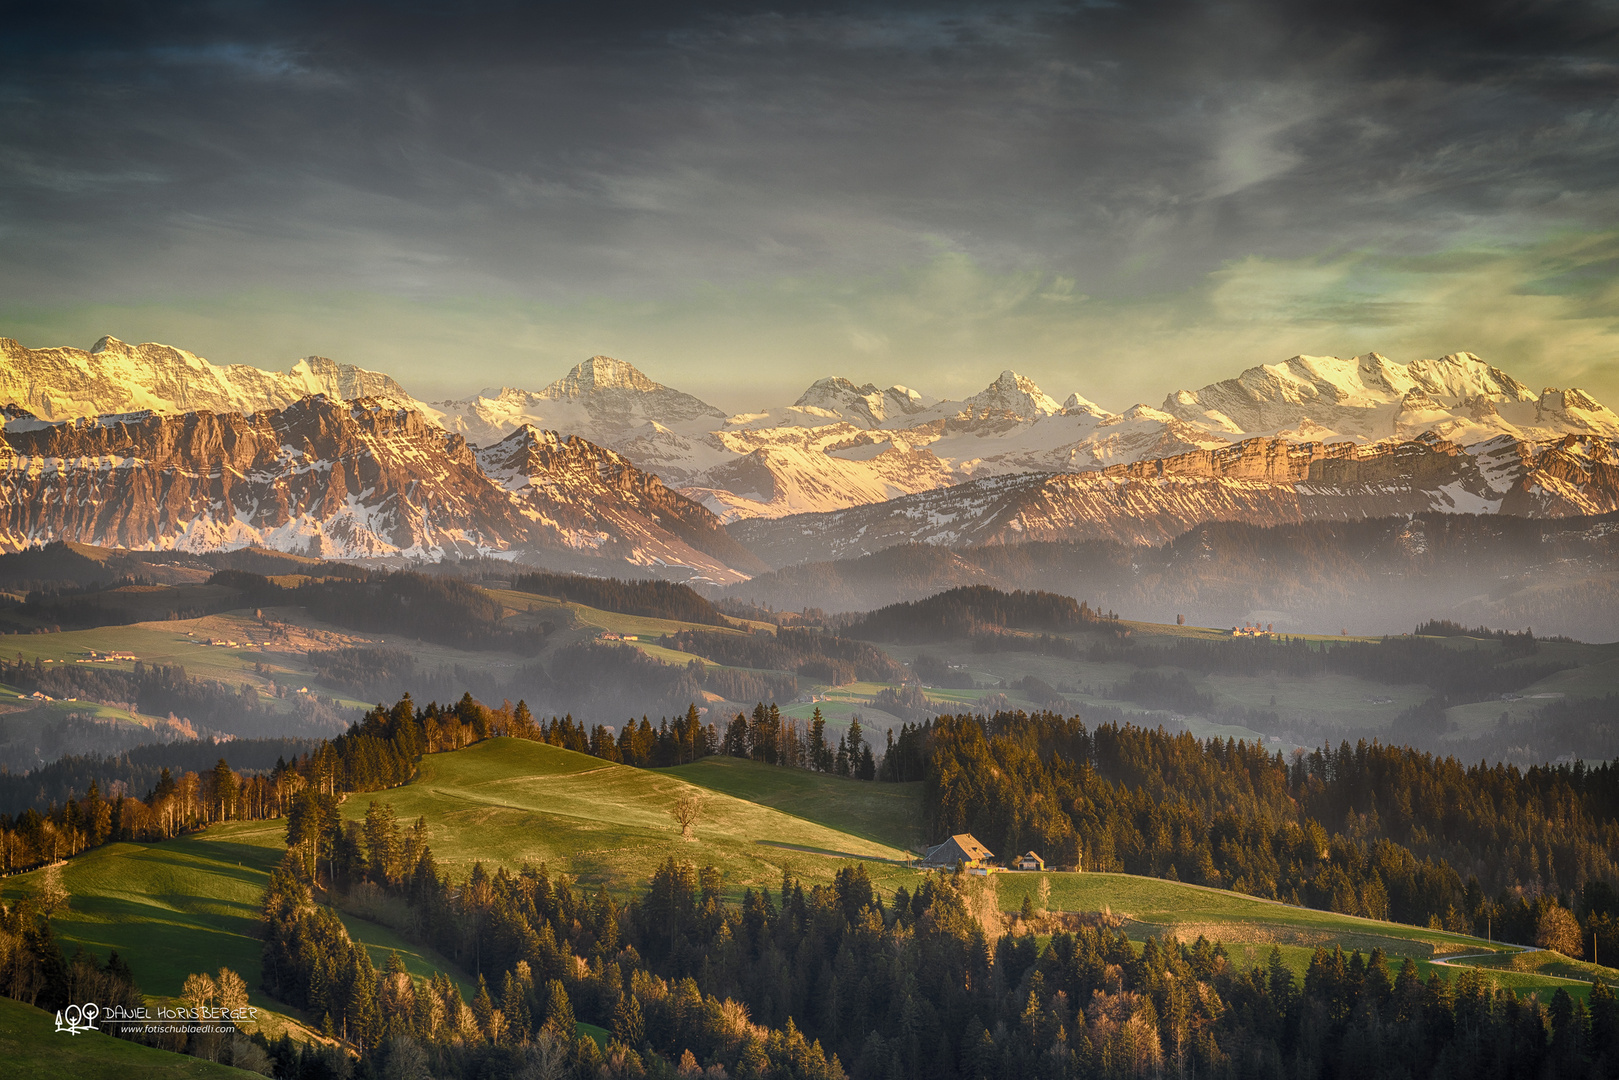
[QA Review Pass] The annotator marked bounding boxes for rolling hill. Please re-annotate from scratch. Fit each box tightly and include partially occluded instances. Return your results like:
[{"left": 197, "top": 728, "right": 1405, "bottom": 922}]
[
  {"left": 2, "top": 729, "right": 1613, "bottom": 1080},
  {"left": 335, "top": 738, "right": 912, "bottom": 899},
  {"left": 0, "top": 820, "right": 473, "bottom": 1035}
]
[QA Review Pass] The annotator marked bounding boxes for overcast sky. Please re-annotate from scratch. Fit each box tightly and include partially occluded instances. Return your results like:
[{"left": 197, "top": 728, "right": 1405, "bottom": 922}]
[{"left": 2, "top": 1, "right": 1617, "bottom": 411}]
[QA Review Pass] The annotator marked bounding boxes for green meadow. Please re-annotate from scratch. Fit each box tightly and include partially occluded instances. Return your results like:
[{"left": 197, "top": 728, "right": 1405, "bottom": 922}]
[
  {"left": 338, "top": 738, "right": 914, "bottom": 900},
  {"left": 666, "top": 755, "right": 926, "bottom": 852},
  {"left": 332, "top": 738, "right": 1601, "bottom": 1001},
  {"left": 0, "top": 820, "right": 472, "bottom": 1040}
]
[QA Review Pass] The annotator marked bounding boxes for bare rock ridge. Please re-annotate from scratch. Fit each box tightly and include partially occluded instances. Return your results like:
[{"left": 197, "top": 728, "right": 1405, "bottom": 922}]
[
  {"left": 475, "top": 425, "right": 766, "bottom": 578},
  {"left": 0, "top": 397, "right": 757, "bottom": 583},
  {"left": 728, "top": 432, "right": 1619, "bottom": 568}
]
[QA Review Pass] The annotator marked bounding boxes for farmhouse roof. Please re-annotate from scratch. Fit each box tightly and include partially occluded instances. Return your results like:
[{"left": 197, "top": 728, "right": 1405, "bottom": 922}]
[{"left": 922, "top": 833, "right": 994, "bottom": 866}]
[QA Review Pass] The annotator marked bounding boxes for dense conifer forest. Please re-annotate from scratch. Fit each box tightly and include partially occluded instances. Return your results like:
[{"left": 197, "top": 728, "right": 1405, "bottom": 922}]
[
  {"left": 8, "top": 693, "right": 1619, "bottom": 1076},
  {"left": 913, "top": 713, "right": 1619, "bottom": 954}
]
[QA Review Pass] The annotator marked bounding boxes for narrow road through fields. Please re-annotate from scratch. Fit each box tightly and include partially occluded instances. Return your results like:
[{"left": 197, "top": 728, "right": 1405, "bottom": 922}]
[{"left": 1429, "top": 945, "right": 1603, "bottom": 986}]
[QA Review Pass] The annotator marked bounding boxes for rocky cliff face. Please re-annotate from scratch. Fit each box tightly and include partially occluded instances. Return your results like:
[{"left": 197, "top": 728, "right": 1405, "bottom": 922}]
[
  {"left": 475, "top": 426, "right": 764, "bottom": 581},
  {"left": 0, "top": 397, "right": 760, "bottom": 581},
  {"left": 0, "top": 397, "right": 516, "bottom": 559},
  {"left": 728, "top": 433, "right": 1619, "bottom": 568},
  {"left": 0, "top": 336, "right": 439, "bottom": 422}
]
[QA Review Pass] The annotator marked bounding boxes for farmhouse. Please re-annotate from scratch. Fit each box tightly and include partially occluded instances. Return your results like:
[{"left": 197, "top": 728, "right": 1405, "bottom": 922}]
[
  {"left": 921, "top": 833, "right": 994, "bottom": 869},
  {"left": 1013, "top": 851, "right": 1045, "bottom": 871}
]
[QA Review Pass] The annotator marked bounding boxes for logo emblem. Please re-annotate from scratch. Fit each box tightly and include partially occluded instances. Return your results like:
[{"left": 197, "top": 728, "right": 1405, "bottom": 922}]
[{"left": 55, "top": 1003, "right": 99, "bottom": 1035}]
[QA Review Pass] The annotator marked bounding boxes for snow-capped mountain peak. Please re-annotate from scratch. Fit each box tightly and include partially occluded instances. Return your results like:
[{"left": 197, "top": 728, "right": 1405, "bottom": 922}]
[
  {"left": 1161, "top": 350, "right": 1612, "bottom": 445},
  {"left": 791, "top": 377, "right": 934, "bottom": 428},
  {"left": 435, "top": 355, "right": 726, "bottom": 450},
  {"left": 964, "top": 370, "right": 1063, "bottom": 419},
  {"left": 0, "top": 334, "right": 438, "bottom": 423},
  {"left": 1404, "top": 352, "right": 1537, "bottom": 403},
  {"left": 1062, "top": 391, "right": 1109, "bottom": 417},
  {"left": 537, "top": 355, "right": 663, "bottom": 399},
  {"left": 529, "top": 356, "right": 724, "bottom": 424}
]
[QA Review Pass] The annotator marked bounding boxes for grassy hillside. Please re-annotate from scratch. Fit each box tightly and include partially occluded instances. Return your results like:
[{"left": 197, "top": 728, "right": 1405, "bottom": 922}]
[
  {"left": 992, "top": 870, "right": 1616, "bottom": 1000},
  {"left": 0, "top": 821, "right": 471, "bottom": 1038},
  {"left": 665, "top": 755, "right": 925, "bottom": 852},
  {"left": 336, "top": 740, "right": 1609, "bottom": 1000},
  {"left": 13, "top": 576, "right": 1614, "bottom": 762},
  {"left": 373, "top": 740, "right": 1613, "bottom": 999},
  {"left": 0, "top": 996, "right": 256, "bottom": 1079},
  {"left": 3, "top": 732, "right": 1608, "bottom": 1052},
  {"left": 340, "top": 738, "right": 913, "bottom": 900}
]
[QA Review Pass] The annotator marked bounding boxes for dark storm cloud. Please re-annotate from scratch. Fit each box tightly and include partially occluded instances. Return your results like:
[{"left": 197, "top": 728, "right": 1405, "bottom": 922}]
[{"left": 0, "top": 1, "right": 1615, "bottom": 375}]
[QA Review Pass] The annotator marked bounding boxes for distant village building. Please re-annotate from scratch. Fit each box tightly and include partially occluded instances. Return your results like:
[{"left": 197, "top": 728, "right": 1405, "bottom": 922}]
[
  {"left": 921, "top": 833, "right": 994, "bottom": 869},
  {"left": 1013, "top": 851, "right": 1045, "bottom": 871}
]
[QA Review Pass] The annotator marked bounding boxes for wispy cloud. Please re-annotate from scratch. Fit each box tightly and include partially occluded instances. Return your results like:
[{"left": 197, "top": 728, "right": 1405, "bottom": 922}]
[
  {"left": 0, "top": 1, "right": 1615, "bottom": 402},
  {"left": 6, "top": 231, "right": 1615, "bottom": 412}
]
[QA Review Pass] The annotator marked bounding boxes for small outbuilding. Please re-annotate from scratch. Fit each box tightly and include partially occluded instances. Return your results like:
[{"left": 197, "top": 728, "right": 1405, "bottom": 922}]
[
  {"left": 921, "top": 833, "right": 995, "bottom": 869},
  {"left": 1013, "top": 851, "right": 1045, "bottom": 871}
]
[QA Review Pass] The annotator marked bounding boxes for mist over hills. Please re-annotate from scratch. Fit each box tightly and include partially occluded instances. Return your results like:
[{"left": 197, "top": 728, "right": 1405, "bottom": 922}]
[{"left": 721, "top": 513, "right": 1619, "bottom": 642}]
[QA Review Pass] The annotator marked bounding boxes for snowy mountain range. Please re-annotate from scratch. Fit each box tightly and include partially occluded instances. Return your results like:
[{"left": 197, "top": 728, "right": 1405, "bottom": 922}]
[
  {"left": 0, "top": 335, "right": 439, "bottom": 422},
  {"left": 430, "top": 349, "right": 1619, "bottom": 523},
  {"left": 730, "top": 431, "right": 1619, "bottom": 566},
  {"left": 4, "top": 332, "right": 1619, "bottom": 579},
  {"left": 0, "top": 396, "right": 759, "bottom": 583}
]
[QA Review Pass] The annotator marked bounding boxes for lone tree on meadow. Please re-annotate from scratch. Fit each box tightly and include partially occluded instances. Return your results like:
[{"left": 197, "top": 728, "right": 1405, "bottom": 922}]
[
  {"left": 1536, "top": 904, "right": 1584, "bottom": 958},
  {"left": 670, "top": 792, "right": 705, "bottom": 841}
]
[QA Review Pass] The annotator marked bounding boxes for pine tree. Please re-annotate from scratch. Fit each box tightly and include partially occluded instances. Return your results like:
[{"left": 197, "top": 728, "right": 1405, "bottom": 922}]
[
  {"left": 501, "top": 969, "right": 531, "bottom": 1039},
  {"left": 612, "top": 991, "right": 645, "bottom": 1048},
  {"left": 541, "top": 979, "right": 575, "bottom": 1039}
]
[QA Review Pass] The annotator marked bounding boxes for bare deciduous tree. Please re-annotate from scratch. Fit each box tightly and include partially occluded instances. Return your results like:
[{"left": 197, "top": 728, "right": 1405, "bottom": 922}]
[
  {"left": 670, "top": 792, "right": 705, "bottom": 841},
  {"left": 518, "top": 1031, "right": 570, "bottom": 1080},
  {"left": 33, "top": 863, "right": 68, "bottom": 916}
]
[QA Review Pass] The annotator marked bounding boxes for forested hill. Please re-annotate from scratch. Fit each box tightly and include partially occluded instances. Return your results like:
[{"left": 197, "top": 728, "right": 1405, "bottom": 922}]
[
  {"left": 507, "top": 570, "right": 730, "bottom": 626},
  {"left": 11, "top": 693, "right": 1619, "bottom": 1078},
  {"left": 841, "top": 584, "right": 1116, "bottom": 642},
  {"left": 912, "top": 710, "right": 1619, "bottom": 955},
  {"left": 0, "top": 736, "right": 320, "bottom": 812}
]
